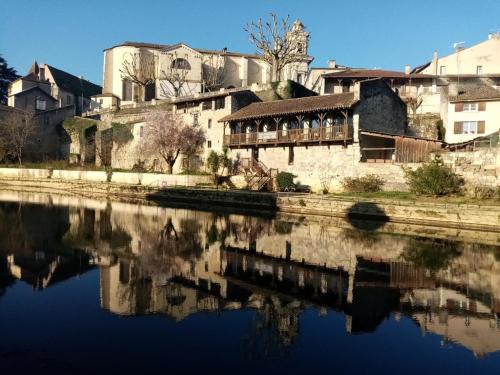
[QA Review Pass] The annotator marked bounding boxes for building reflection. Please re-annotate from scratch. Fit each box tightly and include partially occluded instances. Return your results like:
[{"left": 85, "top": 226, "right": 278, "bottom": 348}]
[{"left": 0, "top": 191, "right": 499, "bottom": 357}]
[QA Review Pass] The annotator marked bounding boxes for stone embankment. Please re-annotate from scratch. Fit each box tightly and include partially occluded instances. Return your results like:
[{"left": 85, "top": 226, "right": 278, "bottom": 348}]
[{"left": 1, "top": 167, "right": 500, "bottom": 232}]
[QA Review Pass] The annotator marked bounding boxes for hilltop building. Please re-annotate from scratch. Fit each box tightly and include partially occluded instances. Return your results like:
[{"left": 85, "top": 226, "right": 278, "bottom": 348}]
[
  {"left": 8, "top": 61, "right": 101, "bottom": 115},
  {"left": 94, "top": 20, "right": 312, "bottom": 109}
]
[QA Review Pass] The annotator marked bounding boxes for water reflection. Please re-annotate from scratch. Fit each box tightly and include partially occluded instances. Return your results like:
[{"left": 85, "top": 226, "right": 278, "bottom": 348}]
[{"left": 1, "top": 191, "right": 500, "bottom": 361}]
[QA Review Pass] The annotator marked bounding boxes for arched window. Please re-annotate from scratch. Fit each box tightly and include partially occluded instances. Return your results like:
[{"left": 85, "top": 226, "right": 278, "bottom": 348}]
[{"left": 171, "top": 58, "right": 191, "bottom": 70}]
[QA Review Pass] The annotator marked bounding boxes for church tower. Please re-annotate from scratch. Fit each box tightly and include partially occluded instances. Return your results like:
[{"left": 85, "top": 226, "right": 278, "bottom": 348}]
[{"left": 284, "top": 19, "right": 313, "bottom": 84}]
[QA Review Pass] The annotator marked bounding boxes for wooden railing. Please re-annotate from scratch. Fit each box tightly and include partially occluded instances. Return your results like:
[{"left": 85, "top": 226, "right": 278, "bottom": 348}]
[{"left": 224, "top": 125, "right": 351, "bottom": 147}]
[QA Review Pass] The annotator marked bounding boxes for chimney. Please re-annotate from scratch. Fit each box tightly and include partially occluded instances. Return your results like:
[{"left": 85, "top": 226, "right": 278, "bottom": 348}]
[
  {"left": 432, "top": 50, "right": 438, "bottom": 76},
  {"left": 405, "top": 65, "right": 411, "bottom": 75},
  {"left": 328, "top": 59, "right": 336, "bottom": 68}
]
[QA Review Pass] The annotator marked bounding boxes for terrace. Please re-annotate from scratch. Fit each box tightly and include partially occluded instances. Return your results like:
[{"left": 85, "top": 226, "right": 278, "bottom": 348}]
[{"left": 220, "top": 92, "right": 357, "bottom": 148}]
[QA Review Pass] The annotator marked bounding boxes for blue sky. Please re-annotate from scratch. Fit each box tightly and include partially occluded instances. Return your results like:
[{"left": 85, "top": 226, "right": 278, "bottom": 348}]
[{"left": 1, "top": 0, "right": 499, "bottom": 84}]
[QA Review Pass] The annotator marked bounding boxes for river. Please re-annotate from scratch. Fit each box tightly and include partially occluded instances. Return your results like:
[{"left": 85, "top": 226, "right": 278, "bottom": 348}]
[{"left": 0, "top": 191, "right": 499, "bottom": 373}]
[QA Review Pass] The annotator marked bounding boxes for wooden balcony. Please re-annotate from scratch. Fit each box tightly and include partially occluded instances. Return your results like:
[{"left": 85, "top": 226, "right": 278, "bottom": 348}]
[{"left": 224, "top": 125, "right": 351, "bottom": 147}]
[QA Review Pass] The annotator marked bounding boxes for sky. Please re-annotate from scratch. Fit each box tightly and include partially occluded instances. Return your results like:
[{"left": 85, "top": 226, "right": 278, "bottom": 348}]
[{"left": 1, "top": 0, "right": 499, "bottom": 85}]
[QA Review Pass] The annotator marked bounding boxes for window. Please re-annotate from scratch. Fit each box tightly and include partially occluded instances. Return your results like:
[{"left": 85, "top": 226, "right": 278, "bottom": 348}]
[
  {"left": 215, "top": 97, "right": 225, "bottom": 110},
  {"left": 139, "top": 126, "right": 144, "bottom": 138},
  {"left": 454, "top": 121, "right": 485, "bottom": 134},
  {"left": 202, "top": 100, "right": 212, "bottom": 110},
  {"left": 297, "top": 43, "right": 304, "bottom": 54},
  {"left": 477, "top": 65, "right": 483, "bottom": 74},
  {"left": 462, "top": 121, "right": 477, "bottom": 134},
  {"left": 288, "top": 146, "right": 294, "bottom": 165},
  {"left": 35, "top": 99, "right": 46, "bottom": 110},
  {"left": 193, "top": 113, "right": 199, "bottom": 125},
  {"left": 122, "top": 79, "right": 132, "bottom": 101},
  {"left": 463, "top": 103, "right": 478, "bottom": 112},
  {"left": 171, "top": 58, "right": 191, "bottom": 70},
  {"left": 66, "top": 95, "right": 71, "bottom": 104},
  {"left": 208, "top": 119, "right": 212, "bottom": 129},
  {"left": 297, "top": 73, "right": 303, "bottom": 84},
  {"left": 207, "top": 140, "right": 212, "bottom": 148},
  {"left": 440, "top": 66, "right": 446, "bottom": 75}
]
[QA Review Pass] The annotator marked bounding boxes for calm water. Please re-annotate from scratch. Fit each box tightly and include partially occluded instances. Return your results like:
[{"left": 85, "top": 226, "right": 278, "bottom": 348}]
[{"left": 1, "top": 191, "right": 500, "bottom": 374}]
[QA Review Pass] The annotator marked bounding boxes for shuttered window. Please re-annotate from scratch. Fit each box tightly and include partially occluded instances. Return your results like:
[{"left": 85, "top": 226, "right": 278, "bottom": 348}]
[
  {"left": 478, "top": 121, "right": 485, "bottom": 134},
  {"left": 455, "top": 103, "right": 463, "bottom": 112},
  {"left": 454, "top": 121, "right": 486, "bottom": 134},
  {"left": 478, "top": 102, "right": 486, "bottom": 111}
]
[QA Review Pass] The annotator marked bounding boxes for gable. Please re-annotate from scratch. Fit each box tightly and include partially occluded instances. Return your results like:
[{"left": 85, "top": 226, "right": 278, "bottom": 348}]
[{"left": 162, "top": 43, "right": 202, "bottom": 58}]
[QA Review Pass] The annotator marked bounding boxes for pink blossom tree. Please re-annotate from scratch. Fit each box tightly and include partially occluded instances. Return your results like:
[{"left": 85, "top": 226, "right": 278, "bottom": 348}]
[{"left": 140, "top": 110, "right": 205, "bottom": 174}]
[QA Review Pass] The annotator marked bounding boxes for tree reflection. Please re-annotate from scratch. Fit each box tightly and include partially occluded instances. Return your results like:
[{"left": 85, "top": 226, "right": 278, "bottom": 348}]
[{"left": 401, "top": 238, "right": 462, "bottom": 273}]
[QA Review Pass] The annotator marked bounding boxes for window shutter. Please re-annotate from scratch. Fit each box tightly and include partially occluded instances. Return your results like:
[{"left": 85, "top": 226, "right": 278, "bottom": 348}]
[
  {"left": 455, "top": 103, "right": 463, "bottom": 112},
  {"left": 454, "top": 122, "right": 462, "bottom": 134},
  {"left": 478, "top": 121, "right": 485, "bottom": 134},
  {"left": 478, "top": 102, "right": 486, "bottom": 111}
]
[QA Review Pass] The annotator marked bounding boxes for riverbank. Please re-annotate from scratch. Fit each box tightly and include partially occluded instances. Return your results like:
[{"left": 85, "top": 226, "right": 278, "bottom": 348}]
[{"left": 1, "top": 174, "right": 500, "bottom": 232}]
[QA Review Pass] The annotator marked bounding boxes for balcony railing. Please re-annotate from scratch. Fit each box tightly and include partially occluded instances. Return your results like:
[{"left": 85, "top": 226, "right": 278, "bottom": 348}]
[{"left": 224, "top": 125, "right": 351, "bottom": 147}]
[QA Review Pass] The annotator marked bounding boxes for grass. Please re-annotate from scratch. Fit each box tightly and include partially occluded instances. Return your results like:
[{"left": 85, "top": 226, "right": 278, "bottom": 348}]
[{"left": 329, "top": 190, "right": 500, "bottom": 206}]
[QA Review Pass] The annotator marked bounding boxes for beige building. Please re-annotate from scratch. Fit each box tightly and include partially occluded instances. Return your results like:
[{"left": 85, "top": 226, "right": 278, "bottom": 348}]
[
  {"left": 96, "top": 20, "right": 312, "bottom": 108},
  {"left": 418, "top": 33, "right": 500, "bottom": 79},
  {"left": 446, "top": 86, "right": 500, "bottom": 143}
]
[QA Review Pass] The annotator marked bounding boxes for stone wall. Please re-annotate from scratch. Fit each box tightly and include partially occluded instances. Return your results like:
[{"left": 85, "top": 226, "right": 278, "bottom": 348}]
[
  {"left": 0, "top": 168, "right": 210, "bottom": 187},
  {"left": 233, "top": 145, "right": 413, "bottom": 192},
  {"left": 439, "top": 148, "right": 500, "bottom": 187}
]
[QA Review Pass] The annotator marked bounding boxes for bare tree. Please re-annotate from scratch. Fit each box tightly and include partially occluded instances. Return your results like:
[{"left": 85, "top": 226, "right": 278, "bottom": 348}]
[
  {"left": 140, "top": 110, "right": 205, "bottom": 174},
  {"left": 119, "top": 50, "right": 159, "bottom": 102},
  {"left": 245, "top": 13, "right": 306, "bottom": 82},
  {"left": 405, "top": 94, "right": 424, "bottom": 127},
  {"left": 406, "top": 94, "right": 424, "bottom": 118},
  {"left": 0, "top": 109, "right": 36, "bottom": 165},
  {"left": 159, "top": 52, "right": 193, "bottom": 98},
  {"left": 202, "top": 53, "right": 226, "bottom": 92}
]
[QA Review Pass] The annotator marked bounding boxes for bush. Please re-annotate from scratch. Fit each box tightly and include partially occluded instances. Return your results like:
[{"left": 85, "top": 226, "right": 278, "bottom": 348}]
[
  {"left": 404, "top": 156, "right": 463, "bottom": 196},
  {"left": 342, "top": 174, "right": 384, "bottom": 193},
  {"left": 276, "top": 172, "right": 295, "bottom": 190}
]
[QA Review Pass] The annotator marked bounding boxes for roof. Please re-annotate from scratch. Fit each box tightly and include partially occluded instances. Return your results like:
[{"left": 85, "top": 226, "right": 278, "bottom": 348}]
[
  {"left": 450, "top": 86, "right": 500, "bottom": 102},
  {"left": 105, "top": 41, "right": 262, "bottom": 59},
  {"left": 360, "top": 130, "right": 445, "bottom": 143},
  {"left": 219, "top": 93, "right": 357, "bottom": 122},
  {"left": 323, "top": 69, "right": 434, "bottom": 79},
  {"left": 46, "top": 65, "right": 102, "bottom": 98},
  {"left": 8, "top": 86, "right": 57, "bottom": 101},
  {"left": 173, "top": 87, "right": 253, "bottom": 104}
]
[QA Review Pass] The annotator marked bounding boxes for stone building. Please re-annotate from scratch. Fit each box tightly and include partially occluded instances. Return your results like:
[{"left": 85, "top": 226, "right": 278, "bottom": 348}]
[
  {"left": 8, "top": 61, "right": 102, "bottom": 115},
  {"left": 219, "top": 78, "right": 435, "bottom": 191},
  {"left": 107, "top": 88, "right": 261, "bottom": 172},
  {"left": 94, "top": 20, "right": 312, "bottom": 109}
]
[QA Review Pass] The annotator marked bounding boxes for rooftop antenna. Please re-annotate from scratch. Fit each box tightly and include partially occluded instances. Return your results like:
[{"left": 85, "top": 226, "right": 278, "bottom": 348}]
[{"left": 453, "top": 41, "right": 465, "bottom": 93}]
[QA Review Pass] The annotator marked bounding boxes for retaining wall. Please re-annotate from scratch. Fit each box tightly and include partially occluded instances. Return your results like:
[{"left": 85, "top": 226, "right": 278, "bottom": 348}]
[{"left": 0, "top": 167, "right": 210, "bottom": 187}]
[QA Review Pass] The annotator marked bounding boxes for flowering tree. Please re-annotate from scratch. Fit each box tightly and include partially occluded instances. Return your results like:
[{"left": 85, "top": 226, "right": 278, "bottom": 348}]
[{"left": 140, "top": 110, "right": 205, "bottom": 174}]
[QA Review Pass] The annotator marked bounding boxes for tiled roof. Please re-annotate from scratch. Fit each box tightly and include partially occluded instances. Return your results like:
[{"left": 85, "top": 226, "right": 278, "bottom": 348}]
[
  {"left": 323, "top": 69, "right": 434, "bottom": 79},
  {"left": 105, "top": 41, "right": 262, "bottom": 59},
  {"left": 46, "top": 65, "right": 102, "bottom": 98},
  {"left": 450, "top": 86, "right": 500, "bottom": 102},
  {"left": 219, "top": 93, "right": 356, "bottom": 122}
]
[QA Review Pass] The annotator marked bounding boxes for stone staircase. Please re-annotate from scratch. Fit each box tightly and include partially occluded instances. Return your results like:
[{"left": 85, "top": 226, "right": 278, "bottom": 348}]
[{"left": 240, "top": 157, "right": 277, "bottom": 191}]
